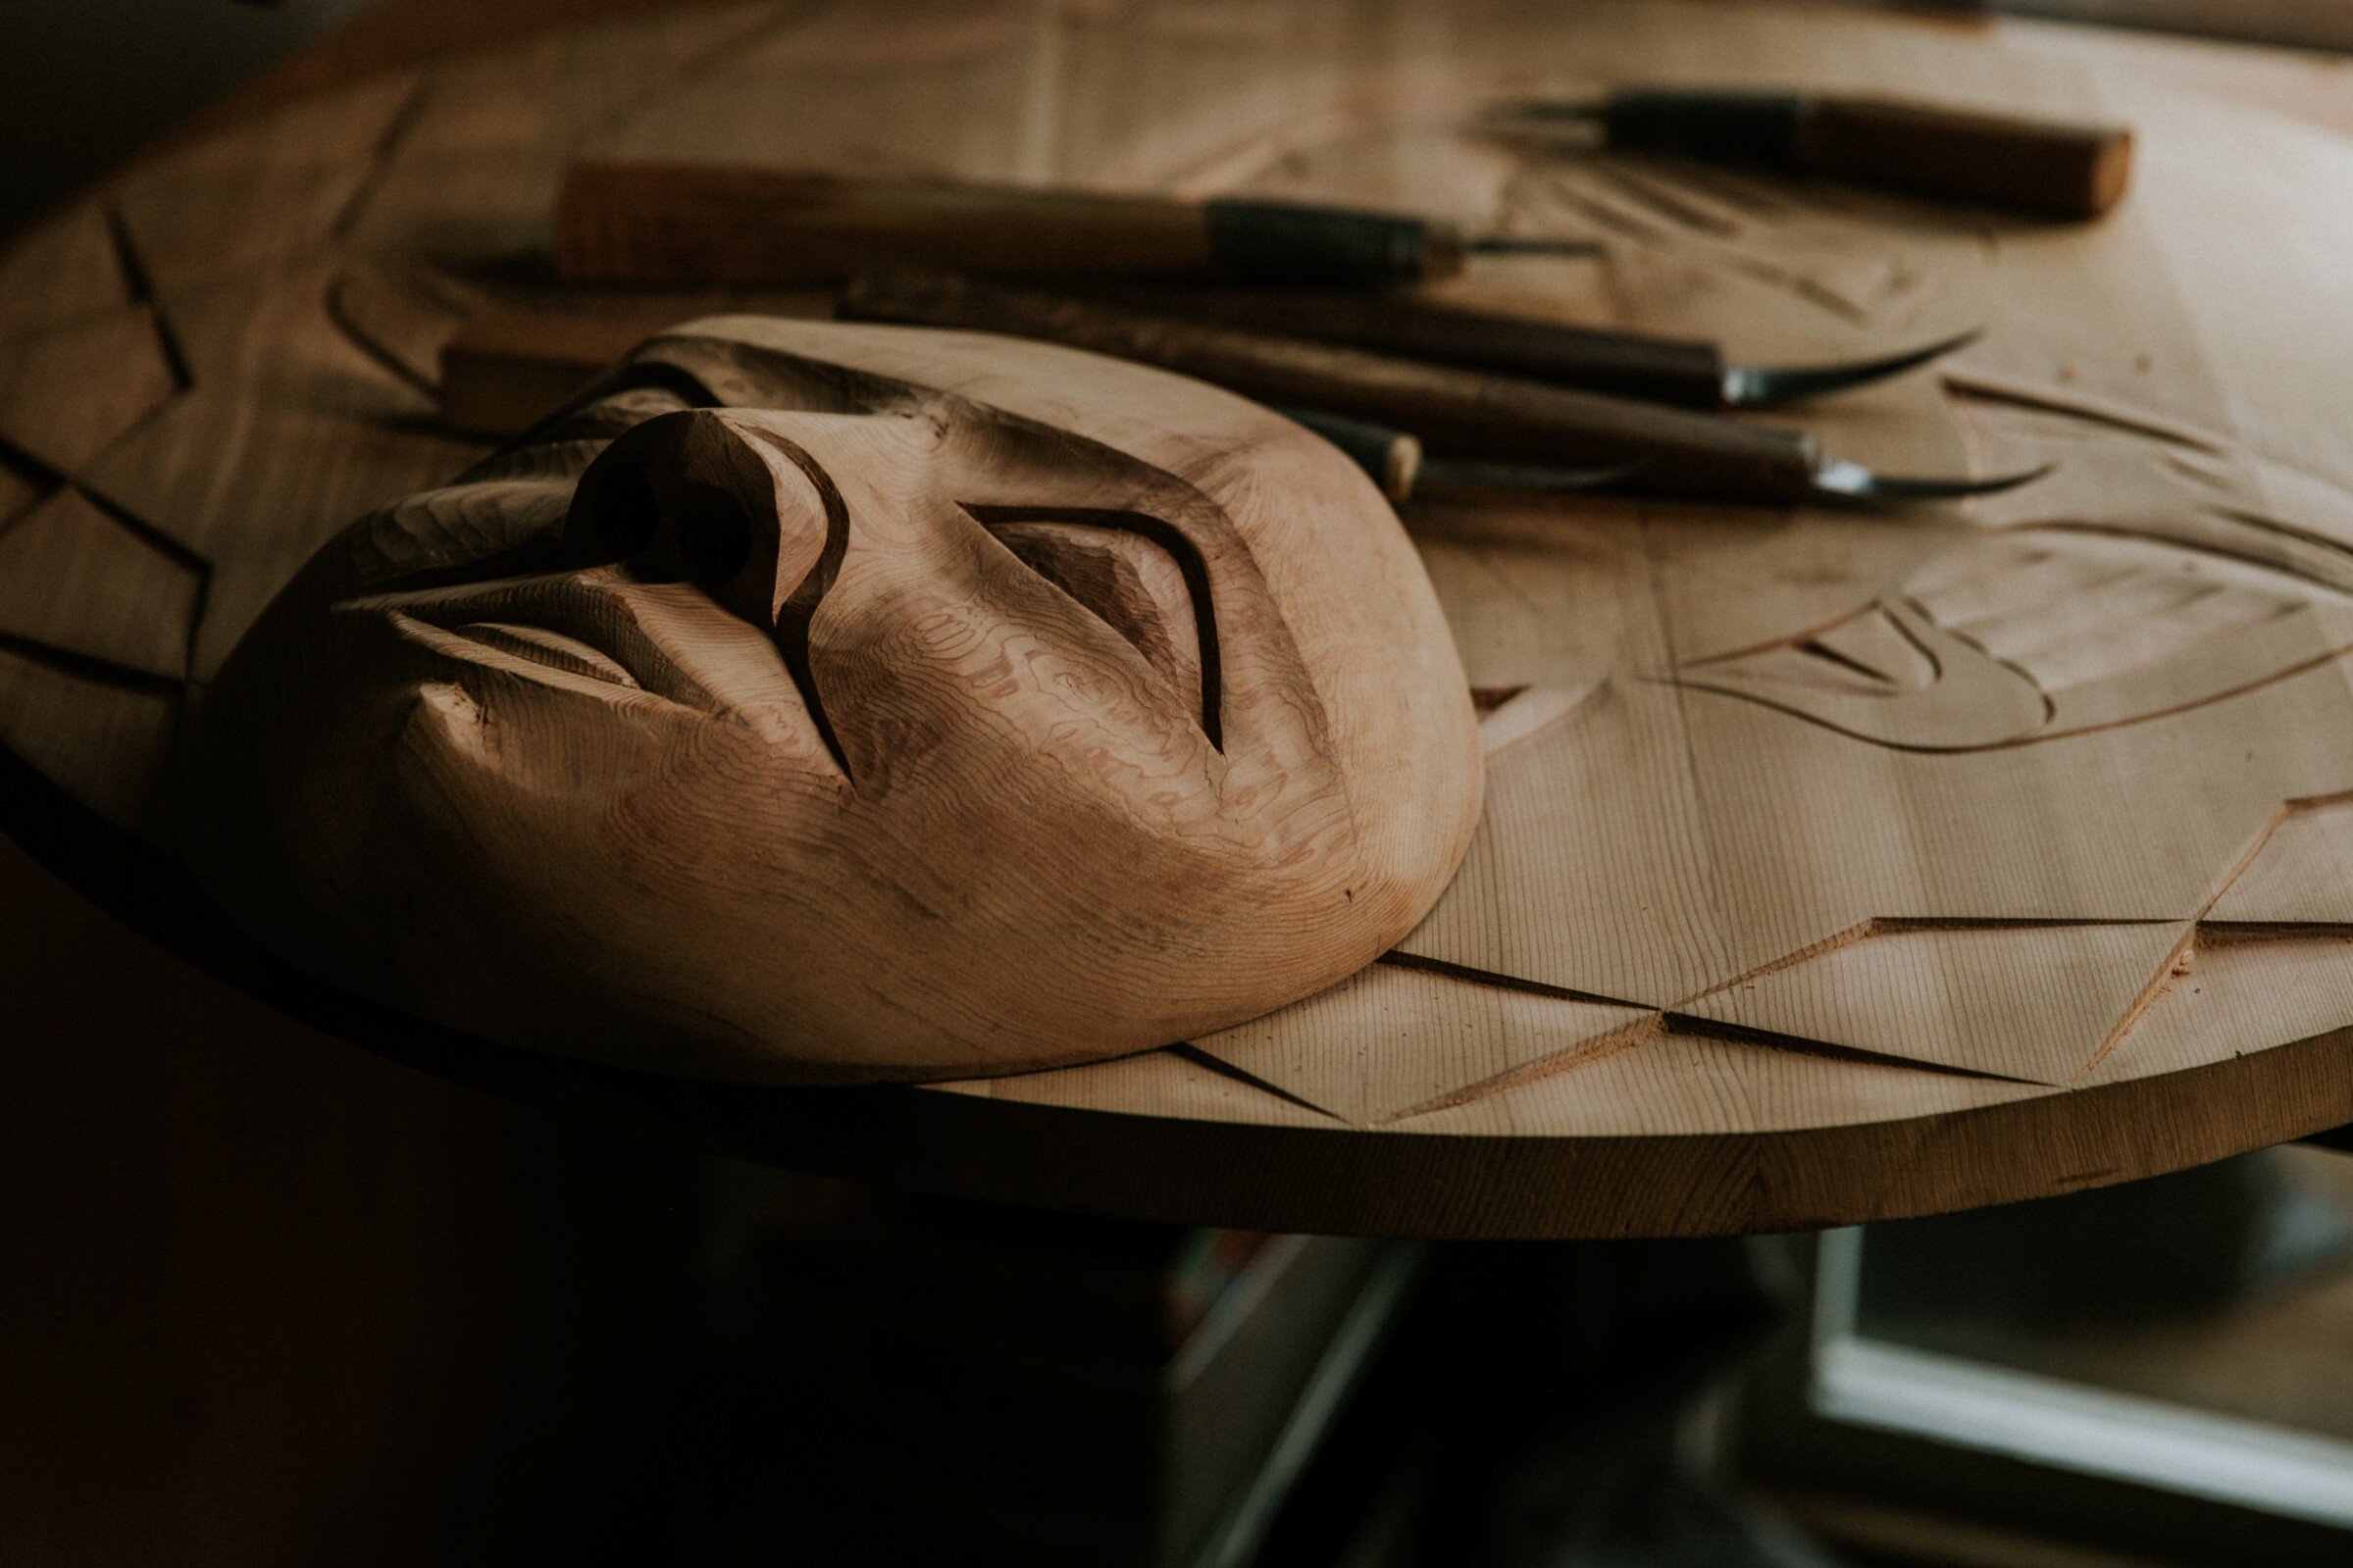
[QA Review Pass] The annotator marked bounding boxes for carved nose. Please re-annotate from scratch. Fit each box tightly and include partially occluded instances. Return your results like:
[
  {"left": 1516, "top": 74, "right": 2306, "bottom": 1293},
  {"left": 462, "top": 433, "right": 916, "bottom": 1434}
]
[{"left": 568, "top": 408, "right": 842, "bottom": 632}]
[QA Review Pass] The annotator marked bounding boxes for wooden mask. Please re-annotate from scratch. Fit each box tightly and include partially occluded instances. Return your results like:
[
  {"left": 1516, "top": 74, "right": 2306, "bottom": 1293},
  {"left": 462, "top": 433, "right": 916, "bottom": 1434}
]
[{"left": 177, "top": 318, "right": 1483, "bottom": 1083}]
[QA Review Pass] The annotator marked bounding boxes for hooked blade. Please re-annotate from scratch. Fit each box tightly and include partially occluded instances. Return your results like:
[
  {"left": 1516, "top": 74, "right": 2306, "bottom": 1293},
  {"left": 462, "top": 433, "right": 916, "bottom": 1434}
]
[
  {"left": 1723, "top": 329, "right": 1982, "bottom": 408},
  {"left": 1810, "top": 458, "right": 2055, "bottom": 503}
]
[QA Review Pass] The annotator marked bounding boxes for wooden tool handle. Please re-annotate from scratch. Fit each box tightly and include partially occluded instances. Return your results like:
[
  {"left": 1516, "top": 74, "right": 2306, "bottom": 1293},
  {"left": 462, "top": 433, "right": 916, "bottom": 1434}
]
[
  {"left": 1596, "top": 88, "right": 2130, "bottom": 219},
  {"left": 1096, "top": 287, "right": 1726, "bottom": 406},
  {"left": 1274, "top": 407, "right": 1424, "bottom": 501},
  {"left": 554, "top": 163, "right": 1463, "bottom": 288},
  {"left": 1797, "top": 96, "right": 2132, "bottom": 220},
  {"left": 839, "top": 272, "right": 1821, "bottom": 503}
]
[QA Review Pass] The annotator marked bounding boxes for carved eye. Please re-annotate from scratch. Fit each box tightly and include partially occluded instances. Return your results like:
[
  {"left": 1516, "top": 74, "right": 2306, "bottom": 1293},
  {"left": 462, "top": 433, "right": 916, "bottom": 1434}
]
[{"left": 967, "top": 507, "right": 1221, "bottom": 748}]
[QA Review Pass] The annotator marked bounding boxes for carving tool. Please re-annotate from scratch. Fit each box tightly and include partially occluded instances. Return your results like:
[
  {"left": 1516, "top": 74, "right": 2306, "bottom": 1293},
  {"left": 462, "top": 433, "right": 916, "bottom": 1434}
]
[
  {"left": 1094, "top": 287, "right": 1976, "bottom": 408},
  {"left": 553, "top": 162, "right": 1601, "bottom": 290},
  {"left": 838, "top": 272, "right": 2050, "bottom": 506},
  {"left": 1277, "top": 408, "right": 1637, "bottom": 503},
  {"left": 1487, "top": 88, "right": 2133, "bottom": 219}
]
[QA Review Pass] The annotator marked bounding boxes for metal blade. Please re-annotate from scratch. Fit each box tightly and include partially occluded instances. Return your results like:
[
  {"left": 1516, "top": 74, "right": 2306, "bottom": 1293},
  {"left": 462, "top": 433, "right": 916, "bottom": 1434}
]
[
  {"left": 1465, "top": 234, "right": 1609, "bottom": 258},
  {"left": 1811, "top": 458, "right": 2055, "bottom": 503},
  {"left": 1722, "top": 329, "right": 1982, "bottom": 408}
]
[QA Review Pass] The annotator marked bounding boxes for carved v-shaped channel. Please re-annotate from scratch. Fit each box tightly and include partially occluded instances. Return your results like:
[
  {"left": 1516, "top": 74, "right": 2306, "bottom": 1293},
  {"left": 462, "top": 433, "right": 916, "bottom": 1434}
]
[{"left": 964, "top": 504, "right": 1223, "bottom": 751}]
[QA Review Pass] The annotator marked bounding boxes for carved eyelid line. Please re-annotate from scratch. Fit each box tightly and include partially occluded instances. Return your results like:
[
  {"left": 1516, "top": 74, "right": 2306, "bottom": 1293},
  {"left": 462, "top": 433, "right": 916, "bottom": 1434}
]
[
  {"left": 961, "top": 503, "right": 1225, "bottom": 752},
  {"left": 721, "top": 424, "right": 856, "bottom": 784}
]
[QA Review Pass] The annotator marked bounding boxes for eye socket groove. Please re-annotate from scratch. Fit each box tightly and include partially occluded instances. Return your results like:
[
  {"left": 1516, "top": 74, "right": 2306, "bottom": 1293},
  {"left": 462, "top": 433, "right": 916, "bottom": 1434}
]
[{"left": 965, "top": 505, "right": 1223, "bottom": 752}]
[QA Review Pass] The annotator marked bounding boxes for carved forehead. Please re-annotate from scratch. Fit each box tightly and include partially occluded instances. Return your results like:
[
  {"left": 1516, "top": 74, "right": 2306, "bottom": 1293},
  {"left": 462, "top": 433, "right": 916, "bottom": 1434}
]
[{"left": 655, "top": 315, "right": 1312, "bottom": 498}]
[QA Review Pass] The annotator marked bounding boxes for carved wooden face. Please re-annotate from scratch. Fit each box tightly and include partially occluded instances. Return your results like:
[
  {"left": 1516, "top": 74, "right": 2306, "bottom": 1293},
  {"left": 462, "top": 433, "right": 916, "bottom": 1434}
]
[{"left": 179, "top": 319, "right": 1481, "bottom": 1082}]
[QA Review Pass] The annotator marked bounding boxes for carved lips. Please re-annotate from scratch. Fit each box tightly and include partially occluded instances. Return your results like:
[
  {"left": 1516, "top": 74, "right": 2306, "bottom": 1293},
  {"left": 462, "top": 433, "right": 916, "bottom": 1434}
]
[{"left": 178, "top": 319, "right": 1483, "bottom": 1083}]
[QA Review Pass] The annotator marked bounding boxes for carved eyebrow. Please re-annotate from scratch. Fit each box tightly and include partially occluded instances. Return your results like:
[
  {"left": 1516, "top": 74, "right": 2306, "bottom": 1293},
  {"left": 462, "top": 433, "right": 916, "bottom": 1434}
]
[{"left": 962, "top": 505, "right": 1224, "bottom": 751}]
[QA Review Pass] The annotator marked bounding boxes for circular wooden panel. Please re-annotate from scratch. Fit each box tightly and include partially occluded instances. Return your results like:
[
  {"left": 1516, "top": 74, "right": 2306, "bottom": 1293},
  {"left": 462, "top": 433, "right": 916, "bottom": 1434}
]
[{"left": 6, "top": 0, "right": 2353, "bottom": 1236}]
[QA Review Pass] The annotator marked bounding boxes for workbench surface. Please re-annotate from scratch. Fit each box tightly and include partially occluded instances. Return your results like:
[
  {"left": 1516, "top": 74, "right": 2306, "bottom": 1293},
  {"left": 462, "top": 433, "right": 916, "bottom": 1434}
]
[{"left": 9, "top": 0, "right": 2353, "bottom": 1236}]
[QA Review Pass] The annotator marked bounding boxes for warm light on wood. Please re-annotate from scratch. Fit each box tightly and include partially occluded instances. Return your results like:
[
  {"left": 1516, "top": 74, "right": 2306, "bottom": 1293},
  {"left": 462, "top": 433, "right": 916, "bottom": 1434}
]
[{"left": 6, "top": 0, "right": 2353, "bottom": 1232}]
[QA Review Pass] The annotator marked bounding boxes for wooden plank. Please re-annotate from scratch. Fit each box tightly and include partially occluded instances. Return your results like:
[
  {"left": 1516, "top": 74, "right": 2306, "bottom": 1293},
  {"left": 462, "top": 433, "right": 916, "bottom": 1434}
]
[
  {"left": 0, "top": 305, "right": 179, "bottom": 478},
  {"left": 7, "top": 0, "right": 2353, "bottom": 1231},
  {"left": 0, "top": 648, "right": 177, "bottom": 835},
  {"left": 0, "top": 490, "right": 202, "bottom": 683}
]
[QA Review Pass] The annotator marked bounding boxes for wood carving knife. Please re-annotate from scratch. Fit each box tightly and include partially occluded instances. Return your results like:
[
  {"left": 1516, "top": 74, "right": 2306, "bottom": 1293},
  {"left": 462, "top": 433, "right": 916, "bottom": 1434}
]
[
  {"left": 838, "top": 272, "right": 2051, "bottom": 507},
  {"left": 553, "top": 162, "right": 1601, "bottom": 290},
  {"left": 1277, "top": 407, "right": 1639, "bottom": 503},
  {"left": 1487, "top": 87, "right": 2133, "bottom": 219},
  {"left": 1090, "top": 287, "right": 1976, "bottom": 408}
]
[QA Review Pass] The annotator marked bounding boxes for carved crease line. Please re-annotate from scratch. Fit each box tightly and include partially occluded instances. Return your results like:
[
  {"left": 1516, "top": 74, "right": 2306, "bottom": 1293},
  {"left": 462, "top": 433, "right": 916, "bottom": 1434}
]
[
  {"left": 2072, "top": 787, "right": 2353, "bottom": 1079},
  {"left": 1376, "top": 948, "right": 1652, "bottom": 1012},
  {"left": 1661, "top": 629, "right": 2353, "bottom": 756},
  {"left": 1659, "top": 1011, "right": 2059, "bottom": 1087},
  {"left": 99, "top": 202, "right": 191, "bottom": 393},
  {"left": 1681, "top": 596, "right": 1961, "bottom": 687},
  {"left": 1672, "top": 919, "right": 1878, "bottom": 1008},
  {"left": 1373, "top": 1011, "right": 1664, "bottom": 1126},
  {"left": 1469, "top": 683, "right": 1527, "bottom": 713},
  {"left": 2199, "top": 921, "right": 2353, "bottom": 944},
  {"left": 328, "top": 76, "right": 436, "bottom": 243},
  {"left": 2174, "top": 784, "right": 2353, "bottom": 929},
  {"left": 963, "top": 504, "right": 1224, "bottom": 752},
  {"left": 1477, "top": 681, "right": 1598, "bottom": 760},
  {"left": 1794, "top": 636, "right": 1897, "bottom": 685},
  {"left": 1683, "top": 601, "right": 1925, "bottom": 671},
  {"left": 1866, "top": 916, "right": 2184, "bottom": 933},
  {"left": 1166, "top": 1042, "right": 1346, "bottom": 1123},
  {"left": 0, "top": 437, "right": 62, "bottom": 532},
  {"left": 69, "top": 484, "right": 209, "bottom": 574},
  {"left": 1712, "top": 249, "right": 1875, "bottom": 326},
  {"left": 2208, "top": 505, "right": 2353, "bottom": 575},
  {"left": 322, "top": 271, "right": 439, "bottom": 398},
  {"left": 0, "top": 629, "right": 188, "bottom": 699},
  {"left": 1537, "top": 177, "right": 1673, "bottom": 244},
  {"left": 1940, "top": 367, "right": 2229, "bottom": 454},
  {"left": 1631, "top": 159, "right": 1799, "bottom": 219},
  {"left": 1676, "top": 916, "right": 2184, "bottom": 1083},
  {"left": 2072, "top": 923, "right": 2198, "bottom": 1082},
  {"left": 1591, "top": 164, "right": 1743, "bottom": 237},
  {"left": 1886, "top": 599, "right": 1957, "bottom": 684}
]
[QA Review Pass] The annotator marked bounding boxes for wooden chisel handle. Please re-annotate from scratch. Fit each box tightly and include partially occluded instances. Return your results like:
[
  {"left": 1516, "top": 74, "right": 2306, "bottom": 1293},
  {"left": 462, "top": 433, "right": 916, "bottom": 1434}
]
[
  {"left": 1275, "top": 407, "right": 1424, "bottom": 502},
  {"left": 839, "top": 272, "right": 1823, "bottom": 503},
  {"left": 555, "top": 163, "right": 1466, "bottom": 288},
  {"left": 1600, "top": 89, "right": 2132, "bottom": 219},
  {"left": 1093, "top": 287, "right": 1726, "bottom": 406}
]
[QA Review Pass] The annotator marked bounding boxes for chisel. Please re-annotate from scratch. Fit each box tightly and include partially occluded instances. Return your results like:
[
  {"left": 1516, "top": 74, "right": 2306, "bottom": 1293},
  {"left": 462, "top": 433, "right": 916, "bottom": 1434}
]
[
  {"left": 1490, "top": 88, "right": 2133, "bottom": 219},
  {"left": 838, "top": 271, "right": 2050, "bottom": 506},
  {"left": 1091, "top": 286, "right": 1975, "bottom": 408},
  {"left": 553, "top": 162, "right": 1600, "bottom": 291}
]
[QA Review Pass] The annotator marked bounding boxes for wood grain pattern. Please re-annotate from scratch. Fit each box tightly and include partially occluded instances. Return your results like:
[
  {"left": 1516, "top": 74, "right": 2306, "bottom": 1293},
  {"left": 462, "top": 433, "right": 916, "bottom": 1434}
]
[
  {"left": 7, "top": 0, "right": 2353, "bottom": 1233},
  {"left": 176, "top": 318, "right": 1483, "bottom": 1082}
]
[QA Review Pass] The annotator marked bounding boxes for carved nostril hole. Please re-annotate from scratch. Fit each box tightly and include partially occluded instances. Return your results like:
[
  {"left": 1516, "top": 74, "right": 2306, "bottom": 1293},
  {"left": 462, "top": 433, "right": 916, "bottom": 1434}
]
[
  {"left": 586, "top": 462, "right": 662, "bottom": 559},
  {"left": 671, "top": 481, "right": 755, "bottom": 588}
]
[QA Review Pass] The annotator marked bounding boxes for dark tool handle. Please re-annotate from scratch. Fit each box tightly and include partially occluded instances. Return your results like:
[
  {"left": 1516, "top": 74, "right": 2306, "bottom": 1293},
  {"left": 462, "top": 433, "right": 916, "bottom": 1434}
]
[
  {"left": 1797, "top": 95, "right": 2132, "bottom": 220},
  {"left": 1601, "top": 89, "right": 2131, "bottom": 220},
  {"left": 554, "top": 163, "right": 1466, "bottom": 287},
  {"left": 1096, "top": 287, "right": 1727, "bottom": 406},
  {"left": 1203, "top": 201, "right": 1462, "bottom": 288},
  {"left": 1273, "top": 407, "right": 1423, "bottom": 501},
  {"left": 839, "top": 272, "right": 1822, "bottom": 503}
]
